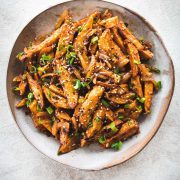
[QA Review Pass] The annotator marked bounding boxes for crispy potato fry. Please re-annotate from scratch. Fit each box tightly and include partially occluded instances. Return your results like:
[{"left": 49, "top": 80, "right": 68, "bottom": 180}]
[
  {"left": 118, "top": 21, "right": 153, "bottom": 59},
  {"left": 27, "top": 73, "right": 44, "bottom": 109},
  {"left": 144, "top": 82, "right": 153, "bottom": 113},
  {"left": 79, "top": 86, "right": 104, "bottom": 129},
  {"left": 99, "top": 29, "right": 129, "bottom": 68},
  {"left": 55, "top": 109, "right": 71, "bottom": 121},
  {"left": 55, "top": 9, "right": 69, "bottom": 30},
  {"left": 103, "top": 119, "right": 139, "bottom": 148},
  {"left": 16, "top": 98, "right": 27, "bottom": 108},
  {"left": 57, "top": 66, "right": 78, "bottom": 108},
  {"left": 131, "top": 76, "right": 143, "bottom": 98},
  {"left": 99, "top": 16, "right": 119, "bottom": 28},
  {"left": 126, "top": 42, "right": 140, "bottom": 77},
  {"left": 86, "top": 106, "right": 106, "bottom": 138},
  {"left": 74, "top": 11, "right": 100, "bottom": 70},
  {"left": 111, "top": 27, "right": 126, "bottom": 53},
  {"left": 43, "top": 86, "right": 70, "bottom": 109}
]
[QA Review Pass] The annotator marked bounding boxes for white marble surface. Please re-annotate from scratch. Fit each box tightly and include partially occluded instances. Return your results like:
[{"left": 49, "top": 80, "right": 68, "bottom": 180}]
[{"left": 0, "top": 0, "right": 180, "bottom": 179}]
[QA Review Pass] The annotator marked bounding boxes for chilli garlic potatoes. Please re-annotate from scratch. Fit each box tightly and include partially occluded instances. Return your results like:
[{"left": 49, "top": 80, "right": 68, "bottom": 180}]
[{"left": 13, "top": 9, "right": 161, "bottom": 155}]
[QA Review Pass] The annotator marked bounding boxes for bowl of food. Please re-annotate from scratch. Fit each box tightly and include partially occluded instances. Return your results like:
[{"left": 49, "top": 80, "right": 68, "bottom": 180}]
[{"left": 7, "top": 0, "right": 174, "bottom": 170}]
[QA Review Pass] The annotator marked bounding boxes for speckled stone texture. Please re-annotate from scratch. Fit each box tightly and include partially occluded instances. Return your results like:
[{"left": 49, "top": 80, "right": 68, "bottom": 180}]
[{"left": 0, "top": 0, "right": 180, "bottom": 179}]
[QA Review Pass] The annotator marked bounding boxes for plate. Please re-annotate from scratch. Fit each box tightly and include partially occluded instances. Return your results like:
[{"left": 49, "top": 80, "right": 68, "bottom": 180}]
[{"left": 6, "top": 0, "right": 174, "bottom": 170}]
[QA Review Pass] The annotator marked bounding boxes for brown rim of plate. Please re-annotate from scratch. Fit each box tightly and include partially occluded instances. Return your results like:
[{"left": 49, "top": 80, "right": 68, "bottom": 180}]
[{"left": 6, "top": 0, "right": 175, "bottom": 171}]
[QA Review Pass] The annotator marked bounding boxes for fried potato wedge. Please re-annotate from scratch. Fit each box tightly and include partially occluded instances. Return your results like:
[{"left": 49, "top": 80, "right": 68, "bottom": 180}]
[
  {"left": 118, "top": 21, "right": 153, "bottom": 59},
  {"left": 79, "top": 86, "right": 104, "bottom": 129},
  {"left": 27, "top": 73, "right": 44, "bottom": 109},
  {"left": 98, "top": 29, "right": 129, "bottom": 68},
  {"left": 103, "top": 119, "right": 139, "bottom": 148},
  {"left": 86, "top": 106, "right": 106, "bottom": 138},
  {"left": 57, "top": 66, "right": 78, "bottom": 109},
  {"left": 43, "top": 86, "right": 70, "bottom": 109}
]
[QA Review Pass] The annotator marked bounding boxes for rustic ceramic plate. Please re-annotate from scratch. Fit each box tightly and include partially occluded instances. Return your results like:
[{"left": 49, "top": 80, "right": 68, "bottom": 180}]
[{"left": 7, "top": 0, "right": 174, "bottom": 170}]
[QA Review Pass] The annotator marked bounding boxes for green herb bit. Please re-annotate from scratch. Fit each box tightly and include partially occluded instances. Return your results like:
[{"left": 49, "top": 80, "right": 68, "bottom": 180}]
[
  {"left": 136, "top": 105, "right": 142, "bottom": 111},
  {"left": 156, "top": 81, "right": 162, "bottom": 90},
  {"left": 102, "top": 99, "right": 110, "bottom": 107},
  {"left": 95, "top": 117, "right": 100, "bottom": 122},
  {"left": 28, "top": 92, "right": 33, "bottom": 100},
  {"left": 47, "top": 90, "right": 51, "bottom": 98},
  {"left": 26, "top": 92, "right": 34, "bottom": 107},
  {"left": 118, "top": 115, "right": 124, "bottom": 120},
  {"left": 74, "top": 79, "right": 81, "bottom": 90},
  {"left": 50, "top": 116, "right": 55, "bottom": 127},
  {"left": 36, "top": 104, "right": 41, "bottom": 112},
  {"left": 41, "top": 54, "right": 52, "bottom": 65},
  {"left": 124, "top": 104, "right": 129, "bottom": 108},
  {"left": 68, "top": 57, "right": 75, "bottom": 65},
  {"left": 26, "top": 100, "right": 31, "bottom": 107},
  {"left": 130, "top": 93, "right": 136, "bottom": 98},
  {"left": 30, "top": 66, "right": 37, "bottom": 73},
  {"left": 91, "top": 36, "right": 98, "bottom": 44},
  {"left": 67, "top": 44, "right": 74, "bottom": 51},
  {"left": 136, "top": 97, "right": 145, "bottom": 103},
  {"left": 114, "top": 67, "right": 120, "bottom": 74},
  {"left": 14, "top": 87, "right": 20, "bottom": 91},
  {"left": 148, "top": 66, "right": 160, "bottom": 73},
  {"left": 78, "top": 25, "right": 84, "bottom": 33},
  {"left": 98, "top": 135, "right": 106, "bottom": 144},
  {"left": 134, "top": 60, "right": 141, "bottom": 65},
  {"left": 55, "top": 70, "right": 61, "bottom": 74},
  {"left": 139, "top": 35, "right": 144, "bottom": 43},
  {"left": 87, "top": 121, "right": 93, "bottom": 128},
  {"left": 110, "top": 122, "right": 118, "bottom": 133},
  {"left": 46, "top": 106, "right": 54, "bottom": 115},
  {"left": 16, "top": 52, "right": 24, "bottom": 58},
  {"left": 111, "top": 141, "right": 123, "bottom": 150}
]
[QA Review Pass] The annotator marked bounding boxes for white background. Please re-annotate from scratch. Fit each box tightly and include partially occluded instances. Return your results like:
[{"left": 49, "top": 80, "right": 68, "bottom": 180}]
[{"left": 0, "top": 0, "right": 180, "bottom": 179}]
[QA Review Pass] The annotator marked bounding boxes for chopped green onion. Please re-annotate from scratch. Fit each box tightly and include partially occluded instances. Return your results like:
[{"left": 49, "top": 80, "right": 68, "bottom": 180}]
[
  {"left": 36, "top": 104, "right": 41, "bottom": 112},
  {"left": 26, "top": 100, "right": 31, "bottom": 107},
  {"left": 110, "top": 122, "right": 118, "bottom": 132},
  {"left": 41, "top": 54, "right": 52, "bottom": 65},
  {"left": 55, "top": 70, "right": 61, "bottom": 74},
  {"left": 74, "top": 79, "right": 81, "bottom": 90},
  {"left": 30, "top": 66, "right": 37, "bottom": 73},
  {"left": 111, "top": 141, "right": 123, "bottom": 150},
  {"left": 47, "top": 90, "right": 51, "bottom": 98},
  {"left": 124, "top": 104, "right": 129, "bottom": 108},
  {"left": 98, "top": 135, "right": 106, "bottom": 144},
  {"left": 139, "top": 35, "right": 144, "bottom": 43},
  {"left": 130, "top": 93, "right": 136, "bottom": 98},
  {"left": 87, "top": 121, "right": 93, "bottom": 128},
  {"left": 68, "top": 57, "right": 75, "bottom": 65},
  {"left": 102, "top": 99, "right": 110, "bottom": 107},
  {"left": 114, "top": 67, "right": 120, "bottom": 74},
  {"left": 46, "top": 106, "right": 54, "bottom": 115},
  {"left": 50, "top": 116, "right": 55, "bottom": 126},
  {"left": 136, "top": 105, "right": 142, "bottom": 111},
  {"left": 136, "top": 97, "right": 145, "bottom": 103},
  {"left": 134, "top": 60, "right": 141, "bottom": 65},
  {"left": 127, "top": 120, "right": 132, "bottom": 126},
  {"left": 67, "top": 44, "right": 73, "bottom": 51},
  {"left": 91, "top": 36, "right": 98, "bottom": 44},
  {"left": 148, "top": 66, "right": 160, "bottom": 73},
  {"left": 156, "top": 81, "right": 162, "bottom": 90},
  {"left": 95, "top": 117, "right": 100, "bottom": 122},
  {"left": 81, "top": 82, "right": 87, "bottom": 87},
  {"left": 14, "top": 87, "right": 20, "bottom": 91},
  {"left": 118, "top": 115, "right": 124, "bottom": 120},
  {"left": 16, "top": 52, "right": 24, "bottom": 58},
  {"left": 28, "top": 92, "right": 33, "bottom": 100}
]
